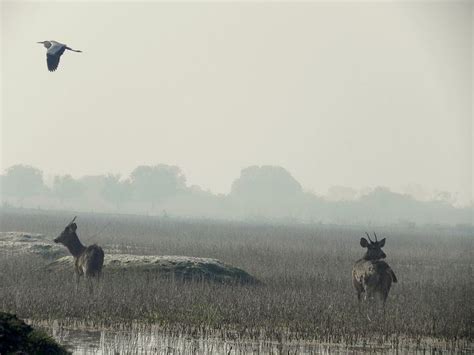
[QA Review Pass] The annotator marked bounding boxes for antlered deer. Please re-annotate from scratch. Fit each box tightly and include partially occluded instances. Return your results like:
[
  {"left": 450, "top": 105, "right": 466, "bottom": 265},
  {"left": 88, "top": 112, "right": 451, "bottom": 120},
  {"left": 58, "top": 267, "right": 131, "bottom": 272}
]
[
  {"left": 352, "top": 232, "right": 397, "bottom": 319},
  {"left": 54, "top": 217, "right": 104, "bottom": 286}
]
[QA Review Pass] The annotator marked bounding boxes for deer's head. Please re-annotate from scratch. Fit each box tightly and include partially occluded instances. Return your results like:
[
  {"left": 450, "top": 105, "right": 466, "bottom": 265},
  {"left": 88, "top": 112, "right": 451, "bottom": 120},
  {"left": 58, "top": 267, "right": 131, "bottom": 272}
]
[
  {"left": 360, "top": 232, "right": 386, "bottom": 260},
  {"left": 54, "top": 216, "right": 78, "bottom": 245}
]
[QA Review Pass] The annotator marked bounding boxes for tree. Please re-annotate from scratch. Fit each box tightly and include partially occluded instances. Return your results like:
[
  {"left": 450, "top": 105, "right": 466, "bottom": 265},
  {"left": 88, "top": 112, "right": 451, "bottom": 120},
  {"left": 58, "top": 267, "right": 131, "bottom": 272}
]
[
  {"left": 101, "top": 174, "right": 131, "bottom": 210},
  {"left": 1, "top": 165, "right": 46, "bottom": 204},
  {"left": 129, "top": 165, "right": 187, "bottom": 210},
  {"left": 80, "top": 175, "right": 108, "bottom": 196},
  {"left": 432, "top": 190, "right": 457, "bottom": 205},
  {"left": 52, "top": 175, "right": 83, "bottom": 204},
  {"left": 229, "top": 165, "right": 305, "bottom": 220},
  {"left": 231, "top": 165, "right": 303, "bottom": 203}
]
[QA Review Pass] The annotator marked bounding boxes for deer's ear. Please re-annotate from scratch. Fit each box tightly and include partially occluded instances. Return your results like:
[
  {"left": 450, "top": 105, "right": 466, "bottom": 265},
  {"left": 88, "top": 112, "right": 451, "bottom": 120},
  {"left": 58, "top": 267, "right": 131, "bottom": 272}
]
[
  {"left": 70, "top": 223, "right": 77, "bottom": 231},
  {"left": 378, "top": 238, "right": 386, "bottom": 247},
  {"left": 360, "top": 237, "right": 369, "bottom": 248}
]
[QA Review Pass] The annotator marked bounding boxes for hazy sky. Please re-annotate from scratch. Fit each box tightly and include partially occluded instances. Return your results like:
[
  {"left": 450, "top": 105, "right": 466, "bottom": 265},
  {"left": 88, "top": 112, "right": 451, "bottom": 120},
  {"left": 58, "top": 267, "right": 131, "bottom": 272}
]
[{"left": 1, "top": 1, "right": 472, "bottom": 205}]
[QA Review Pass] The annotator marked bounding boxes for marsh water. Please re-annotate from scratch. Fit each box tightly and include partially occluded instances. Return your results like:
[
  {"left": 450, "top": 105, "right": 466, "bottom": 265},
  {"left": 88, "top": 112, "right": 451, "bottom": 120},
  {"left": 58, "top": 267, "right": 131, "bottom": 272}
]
[
  {"left": 43, "top": 327, "right": 330, "bottom": 354},
  {"left": 35, "top": 322, "right": 471, "bottom": 354},
  {"left": 44, "top": 325, "right": 336, "bottom": 354}
]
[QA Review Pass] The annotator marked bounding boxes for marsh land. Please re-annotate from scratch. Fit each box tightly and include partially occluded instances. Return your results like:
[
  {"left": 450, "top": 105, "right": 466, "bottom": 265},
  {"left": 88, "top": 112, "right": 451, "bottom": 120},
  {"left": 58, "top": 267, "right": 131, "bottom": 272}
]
[{"left": 0, "top": 208, "right": 472, "bottom": 353}]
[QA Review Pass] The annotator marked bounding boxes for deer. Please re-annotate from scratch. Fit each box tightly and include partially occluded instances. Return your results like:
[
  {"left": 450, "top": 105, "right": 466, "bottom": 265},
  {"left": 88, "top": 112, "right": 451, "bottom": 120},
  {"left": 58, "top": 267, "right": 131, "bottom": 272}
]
[
  {"left": 54, "top": 217, "right": 104, "bottom": 290},
  {"left": 352, "top": 232, "right": 397, "bottom": 320}
]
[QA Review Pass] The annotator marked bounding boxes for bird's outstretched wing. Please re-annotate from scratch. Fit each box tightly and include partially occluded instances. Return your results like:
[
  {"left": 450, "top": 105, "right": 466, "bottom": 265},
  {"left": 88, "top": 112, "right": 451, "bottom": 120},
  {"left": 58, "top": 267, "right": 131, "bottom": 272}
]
[
  {"left": 47, "top": 53, "right": 61, "bottom": 72},
  {"left": 46, "top": 41, "right": 66, "bottom": 72}
]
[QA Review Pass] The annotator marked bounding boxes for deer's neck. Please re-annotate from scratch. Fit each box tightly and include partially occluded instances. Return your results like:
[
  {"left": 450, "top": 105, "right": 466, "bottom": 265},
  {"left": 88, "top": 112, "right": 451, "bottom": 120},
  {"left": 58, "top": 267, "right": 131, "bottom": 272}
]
[
  {"left": 64, "top": 234, "right": 86, "bottom": 258},
  {"left": 363, "top": 256, "right": 373, "bottom": 261},
  {"left": 362, "top": 254, "right": 381, "bottom": 262}
]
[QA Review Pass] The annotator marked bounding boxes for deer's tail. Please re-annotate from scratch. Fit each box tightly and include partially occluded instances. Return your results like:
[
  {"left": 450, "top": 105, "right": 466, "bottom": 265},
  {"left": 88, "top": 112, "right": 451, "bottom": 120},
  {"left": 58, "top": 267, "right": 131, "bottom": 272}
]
[
  {"left": 84, "top": 245, "right": 105, "bottom": 277},
  {"left": 389, "top": 268, "right": 398, "bottom": 283}
]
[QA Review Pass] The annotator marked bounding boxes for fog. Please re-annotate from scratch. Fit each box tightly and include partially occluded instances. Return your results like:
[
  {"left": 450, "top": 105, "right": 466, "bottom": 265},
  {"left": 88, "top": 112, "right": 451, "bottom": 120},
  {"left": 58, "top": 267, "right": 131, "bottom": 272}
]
[{"left": 1, "top": 1, "right": 472, "bottom": 222}]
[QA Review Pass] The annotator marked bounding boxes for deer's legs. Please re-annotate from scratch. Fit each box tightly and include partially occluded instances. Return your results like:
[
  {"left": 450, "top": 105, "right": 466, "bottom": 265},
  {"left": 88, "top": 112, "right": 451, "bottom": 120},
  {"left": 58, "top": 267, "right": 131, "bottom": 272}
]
[
  {"left": 85, "top": 276, "right": 93, "bottom": 295},
  {"left": 94, "top": 273, "right": 102, "bottom": 295},
  {"left": 356, "top": 291, "right": 363, "bottom": 315},
  {"left": 365, "top": 290, "right": 376, "bottom": 322},
  {"left": 74, "top": 272, "right": 81, "bottom": 292},
  {"left": 381, "top": 292, "right": 388, "bottom": 320}
]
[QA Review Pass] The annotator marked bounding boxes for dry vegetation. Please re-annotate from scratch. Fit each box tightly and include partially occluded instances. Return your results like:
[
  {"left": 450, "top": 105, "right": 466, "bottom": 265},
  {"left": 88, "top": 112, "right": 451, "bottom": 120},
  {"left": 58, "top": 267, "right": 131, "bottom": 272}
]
[{"left": 0, "top": 209, "right": 472, "bottom": 352}]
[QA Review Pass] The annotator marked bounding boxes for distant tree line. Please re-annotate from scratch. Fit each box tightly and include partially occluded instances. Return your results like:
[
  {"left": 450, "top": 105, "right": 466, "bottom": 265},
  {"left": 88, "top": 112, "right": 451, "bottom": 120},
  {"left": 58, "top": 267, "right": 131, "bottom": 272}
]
[{"left": 0, "top": 164, "right": 472, "bottom": 226}]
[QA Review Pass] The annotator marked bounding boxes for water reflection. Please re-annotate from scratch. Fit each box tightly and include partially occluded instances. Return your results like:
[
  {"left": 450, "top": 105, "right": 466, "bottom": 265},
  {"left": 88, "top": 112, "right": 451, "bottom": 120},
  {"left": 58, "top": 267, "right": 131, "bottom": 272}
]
[
  {"left": 39, "top": 323, "right": 469, "bottom": 354},
  {"left": 45, "top": 325, "right": 344, "bottom": 354}
]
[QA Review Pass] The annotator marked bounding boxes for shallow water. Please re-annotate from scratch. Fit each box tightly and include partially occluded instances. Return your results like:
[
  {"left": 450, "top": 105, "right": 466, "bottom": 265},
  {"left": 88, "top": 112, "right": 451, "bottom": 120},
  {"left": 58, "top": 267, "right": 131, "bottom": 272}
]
[
  {"left": 45, "top": 326, "right": 337, "bottom": 354},
  {"left": 37, "top": 322, "right": 471, "bottom": 354}
]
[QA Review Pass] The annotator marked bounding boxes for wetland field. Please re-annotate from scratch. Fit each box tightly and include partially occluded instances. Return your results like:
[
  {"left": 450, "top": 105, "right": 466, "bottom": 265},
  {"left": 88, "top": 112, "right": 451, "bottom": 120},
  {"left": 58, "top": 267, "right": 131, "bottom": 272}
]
[{"left": 0, "top": 208, "right": 472, "bottom": 353}]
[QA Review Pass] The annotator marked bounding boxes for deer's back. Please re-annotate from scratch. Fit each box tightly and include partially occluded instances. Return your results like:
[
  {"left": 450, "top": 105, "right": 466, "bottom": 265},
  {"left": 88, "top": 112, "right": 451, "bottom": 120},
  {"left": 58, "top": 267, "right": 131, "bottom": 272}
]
[{"left": 352, "top": 259, "right": 395, "bottom": 291}]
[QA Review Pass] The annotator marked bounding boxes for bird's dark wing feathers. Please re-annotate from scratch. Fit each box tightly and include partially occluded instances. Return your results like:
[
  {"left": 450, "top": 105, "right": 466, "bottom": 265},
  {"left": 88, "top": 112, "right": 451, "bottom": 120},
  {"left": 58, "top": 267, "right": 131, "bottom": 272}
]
[{"left": 47, "top": 53, "right": 61, "bottom": 72}]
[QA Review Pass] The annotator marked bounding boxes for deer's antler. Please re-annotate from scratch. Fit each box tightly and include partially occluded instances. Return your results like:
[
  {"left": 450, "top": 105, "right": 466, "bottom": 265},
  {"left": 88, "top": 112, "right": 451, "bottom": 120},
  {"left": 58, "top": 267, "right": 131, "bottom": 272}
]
[{"left": 365, "top": 232, "right": 373, "bottom": 243}]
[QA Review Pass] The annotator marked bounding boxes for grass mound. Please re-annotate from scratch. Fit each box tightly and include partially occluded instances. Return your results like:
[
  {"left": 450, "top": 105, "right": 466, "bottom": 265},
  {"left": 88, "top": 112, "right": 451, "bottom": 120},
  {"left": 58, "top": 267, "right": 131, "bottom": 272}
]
[
  {"left": 47, "top": 254, "right": 260, "bottom": 284},
  {"left": 0, "top": 231, "right": 66, "bottom": 259}
]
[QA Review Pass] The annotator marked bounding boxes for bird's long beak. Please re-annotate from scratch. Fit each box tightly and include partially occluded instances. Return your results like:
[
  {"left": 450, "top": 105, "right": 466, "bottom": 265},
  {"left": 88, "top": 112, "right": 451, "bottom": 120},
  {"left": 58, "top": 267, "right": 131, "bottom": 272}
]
[{"left": 37, "top": 41, "right": 44, "bottom": 44}]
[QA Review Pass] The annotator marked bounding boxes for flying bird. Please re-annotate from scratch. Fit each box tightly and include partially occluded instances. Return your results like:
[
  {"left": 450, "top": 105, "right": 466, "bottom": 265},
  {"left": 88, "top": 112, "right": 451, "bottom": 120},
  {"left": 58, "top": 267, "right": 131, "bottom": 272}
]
[{"left": 37, "top": 40, "right": 82, "bottom": 72}]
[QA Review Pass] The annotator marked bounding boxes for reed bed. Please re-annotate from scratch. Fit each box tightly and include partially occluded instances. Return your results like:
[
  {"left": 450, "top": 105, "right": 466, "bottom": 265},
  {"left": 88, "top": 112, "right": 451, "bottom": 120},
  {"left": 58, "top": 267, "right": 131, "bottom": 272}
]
[{"left": 0, "top": 209, "right": 472, "bottom": 351}]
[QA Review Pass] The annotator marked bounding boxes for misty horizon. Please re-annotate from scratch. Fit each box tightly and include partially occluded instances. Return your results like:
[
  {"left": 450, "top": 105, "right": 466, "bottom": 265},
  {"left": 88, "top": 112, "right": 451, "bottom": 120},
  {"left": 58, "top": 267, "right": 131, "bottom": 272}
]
[
  {"left": 1, "top": 161, "right": 469, "bottom": 207},
  {"left": 1, "top": 161, "right": 472, "bottom": 227}
]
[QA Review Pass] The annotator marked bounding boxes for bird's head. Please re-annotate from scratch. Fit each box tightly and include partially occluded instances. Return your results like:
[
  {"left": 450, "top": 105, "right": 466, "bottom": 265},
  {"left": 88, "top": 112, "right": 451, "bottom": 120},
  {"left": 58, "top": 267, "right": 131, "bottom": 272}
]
[{"left": 37, "top": 41, "right": 52, "bottom": 49}]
